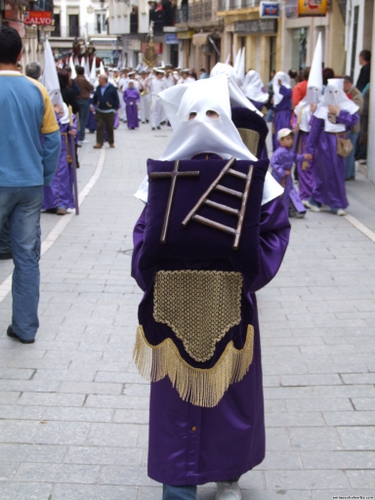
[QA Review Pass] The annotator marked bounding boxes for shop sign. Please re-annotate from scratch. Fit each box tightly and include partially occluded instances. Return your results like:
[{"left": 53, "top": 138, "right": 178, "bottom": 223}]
[
  {"left": 4, "top": 1, "right": 20, "bottom": 21},
  {"left": 259, "top": 2, "right": 280, "bottom": 19},
  {"left": 166, "top": 34, "right": 180, "bottom": 44},
  {"left": 234, "top": 19, "right": 277, "bottom": 35},
  {"left": 24, "top": 11, "right": 53, "bottom": 25},
  {"left": 285, "top": 0, "right": 299, "bottom": 18},
  {"left": 298, "top": 0, "right": 327, "bottom": 16}
]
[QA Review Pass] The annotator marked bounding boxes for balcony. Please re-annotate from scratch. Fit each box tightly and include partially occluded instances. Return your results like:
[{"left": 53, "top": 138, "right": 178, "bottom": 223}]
[
  {"left": 176, "top": 1, "right": 214, "bottom": 24},
  {"left": 218, "top": 0, "right": 260, "bottom": 10}
]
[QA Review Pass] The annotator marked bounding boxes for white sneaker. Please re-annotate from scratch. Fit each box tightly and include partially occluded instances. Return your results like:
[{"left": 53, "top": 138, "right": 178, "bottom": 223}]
[
  {"left": 336, "top": 208, "right": 346, "bottom": 216},
  {"left": 81, "top": 139, "right": 89, "bottom": 144},
  {"left": 215, "top": 481, "right": 242, "bottom": 500},
  {"left": 309, "top": 204, "right": 321, "bottom": 213}
]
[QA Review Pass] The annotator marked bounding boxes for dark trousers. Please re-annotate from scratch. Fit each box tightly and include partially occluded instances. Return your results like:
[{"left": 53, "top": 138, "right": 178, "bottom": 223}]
[
  {"left": 95, "top": 111, "right": 115, "bottom": 145},
  {"left": 77, "top": 99, "right": 90, "bottom": 141}
]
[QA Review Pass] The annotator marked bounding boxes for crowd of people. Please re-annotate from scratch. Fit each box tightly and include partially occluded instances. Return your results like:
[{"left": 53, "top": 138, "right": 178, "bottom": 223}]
[{"left": 0, "top": 23, "right": 373, "bottom": 500}]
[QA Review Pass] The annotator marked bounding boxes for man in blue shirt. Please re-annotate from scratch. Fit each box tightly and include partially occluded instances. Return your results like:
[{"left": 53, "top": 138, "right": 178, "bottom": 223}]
[
  {"left": 91, "top": 74, "right": 119, "bottom": 149},
  {"left": 0, "top": 26, "right": 61, "bottom": 344}
]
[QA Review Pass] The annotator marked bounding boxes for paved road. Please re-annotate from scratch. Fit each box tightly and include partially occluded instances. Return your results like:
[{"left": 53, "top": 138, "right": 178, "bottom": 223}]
[{"left": 0, "top": 122, "right": 374, "bottom": 500}]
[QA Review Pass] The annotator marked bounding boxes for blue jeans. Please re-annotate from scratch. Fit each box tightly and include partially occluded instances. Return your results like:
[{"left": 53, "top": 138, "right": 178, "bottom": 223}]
[
  {"left": 0, "top": 186, "right": 43, "bottom": 340},
  {"left": 78, "top": 99, "right": 90, "bottom": 141},
  {"left": 345, "top": 131, "right": 359, "bottom": 179},
  {"left": 0, "top": 218, "right": 11, "bottom": 253},
  {"left": 162, "top": 485, "right": 197, "bottom": 500}
]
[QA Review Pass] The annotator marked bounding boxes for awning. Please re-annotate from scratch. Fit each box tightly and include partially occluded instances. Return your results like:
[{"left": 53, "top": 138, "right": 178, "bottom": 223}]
[
  {"left": 177, "top": 30, "right": 194, "bottom": 40},
  {"left": 192, "top": 32, "right": 213, "bottom": 46}
]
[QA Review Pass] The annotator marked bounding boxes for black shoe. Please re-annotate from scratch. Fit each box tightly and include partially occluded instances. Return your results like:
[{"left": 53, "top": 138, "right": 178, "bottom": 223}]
[
  {"left": 7, "top": 325, "right": 35, "bottom": 344},
  {"left": 0, "top": 251, "right": 12, "bottom": 260},
  {"left": 157, "top": 126, "right": 161, "bottom": 130}
]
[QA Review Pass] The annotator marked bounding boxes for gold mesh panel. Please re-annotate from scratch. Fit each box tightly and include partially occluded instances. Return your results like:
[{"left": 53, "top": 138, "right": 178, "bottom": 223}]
[
  {"left": 153, "top": 270, "right": 243, "bottom": 362},
  {"left": 133, "top": 324, "right": 254, "bottom": 407},
  {"left": 238, "top": 128, "right": 260, "bottom": 156}
]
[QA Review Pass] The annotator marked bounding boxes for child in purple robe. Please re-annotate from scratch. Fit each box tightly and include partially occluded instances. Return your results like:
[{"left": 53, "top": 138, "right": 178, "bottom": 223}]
[
  {"left": 124, "top": 81, "right": 140, "bottom": 130},
  {"left": 132, "top": 76, "right": 290, "bottom": 500},
  {"left": 271, "top": 128, "right": 312, "bottom": 218}
]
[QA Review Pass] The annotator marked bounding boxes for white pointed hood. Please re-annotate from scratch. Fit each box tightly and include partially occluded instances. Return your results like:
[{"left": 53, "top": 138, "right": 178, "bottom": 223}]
[
  {"left": 42, "top": 39, "right": 67, "bottom": 121},
  {"left": 210, "top": 63, "right": 262, "bottom": 116},
  {"left": 314, "top": 78, "right": 359, "bottom": 132},
  {"left": 272, "top": 71, "right": 291, "bottom": 106},
  {"left": 159, "top": 75, "right": 257, "bottom": 162},
  {"left": 243, "top": 70, "right": 268, "bottom": 104},
  {"left": 69, "top": 55, "right": 77, "bottom": 79},
  {"left": 89, "top": 56, "right": 96, "bottom": 84},
  {"left": 135, "top": 75, "right": 282, "bottom": 205},
  {"left": 294, "top": 34, "right": 323, "bottom": 132}
]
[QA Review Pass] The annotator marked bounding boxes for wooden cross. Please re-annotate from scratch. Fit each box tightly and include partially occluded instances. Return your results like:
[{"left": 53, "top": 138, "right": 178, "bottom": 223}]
[{"left": 149, "top": 160, "right": 200, "bottom": 243}]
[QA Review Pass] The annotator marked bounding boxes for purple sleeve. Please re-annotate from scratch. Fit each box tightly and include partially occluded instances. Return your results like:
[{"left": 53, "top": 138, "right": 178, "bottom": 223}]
[
  {"left": 280, "top": 86, "right": 292, "bottom": 99},
  {"left": 270, "top": 150, "right": 288, "bottom": 178},
  {"left": 305, "top": 116, "right": 324, "bottom": 155},
  {"left": 337, "top": 110, "right": 359, "bottom": 128},
  {"left": 131, "top": 207, "right": 147, "bottom": 291},
  {"left": 249, "top": 196, "right": 290, "bottom": 293},
  {"left": 293, "top": 152, "right": 305, "bottom": 163}
]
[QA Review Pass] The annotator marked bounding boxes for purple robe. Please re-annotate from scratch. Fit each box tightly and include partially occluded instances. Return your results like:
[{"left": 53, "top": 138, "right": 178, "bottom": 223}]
[
  {"left": 249, "top": 99, "right": 264, "bottom": 112},
  {"left": 295, "top": 130, "right": 315, "bottom": 201},
  {"left": 124, "top": 88, "right": 140, "bottom": 129},
  {"left": 42, "top": 116, "right": 76, "bottom": 211},
  {"left": 131, "top": 161, "right": 290, "bottom": 486},
  {"left": 305, "top": 111, "right": 359, "bottom": 209},
  {"left": 271, "top": 146, "right": 306, "bottom": 215},
  {"left": 272, "top": 86, "right": 292, "bottom": 151}
]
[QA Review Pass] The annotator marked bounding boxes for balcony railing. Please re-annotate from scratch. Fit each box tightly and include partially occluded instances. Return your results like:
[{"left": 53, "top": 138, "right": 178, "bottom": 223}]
[
  {"left": 176, "top": 1, "right": 214, "bottom": 23},
  {"left": 218, "top": 0, "right": 260, "bottom": 10}
]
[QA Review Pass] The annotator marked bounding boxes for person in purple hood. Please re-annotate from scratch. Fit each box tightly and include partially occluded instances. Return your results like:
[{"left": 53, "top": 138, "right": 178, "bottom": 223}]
[
  {"left": 124, "top": 80, "right": 140, "bottom": 130},
  {"left": 131, "top": 75, "right": 290, "bottom": 500}
]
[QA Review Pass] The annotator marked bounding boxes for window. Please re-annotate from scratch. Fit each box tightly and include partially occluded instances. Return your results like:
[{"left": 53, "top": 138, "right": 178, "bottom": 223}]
[
  {"left": 96, "top": 13, "right": 107, "bottom": 34},
  {"left": 69, "top": 15, "right": 79, "bottom": 37},
  {"left": 51, "top": 13, "right": 60, "bottom": 36}
]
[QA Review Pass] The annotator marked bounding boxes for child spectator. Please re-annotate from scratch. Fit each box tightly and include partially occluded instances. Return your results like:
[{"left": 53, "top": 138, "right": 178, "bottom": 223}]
[{"left": 271, "top": 128, "right": 312, "bottom": 218}]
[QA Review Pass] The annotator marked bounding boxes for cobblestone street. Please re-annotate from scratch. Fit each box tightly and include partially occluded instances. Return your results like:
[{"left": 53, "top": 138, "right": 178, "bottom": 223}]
[{"left": 0, "top": 122, "right": 375, "bottom": 500}]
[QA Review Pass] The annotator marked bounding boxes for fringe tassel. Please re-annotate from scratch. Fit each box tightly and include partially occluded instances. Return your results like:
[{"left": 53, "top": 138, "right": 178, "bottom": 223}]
[{"left": 133, "top": 325, "right": 254, "bottom": 408}]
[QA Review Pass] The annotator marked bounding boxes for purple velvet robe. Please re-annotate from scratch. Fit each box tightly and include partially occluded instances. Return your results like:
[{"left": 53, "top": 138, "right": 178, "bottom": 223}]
[
  {"left": 271, "top": 146, "right": 306, "bottom": 215},
  {"left": 295, "top": 130, "right": 315, "bottom": 201},
  {"left": 131, "top": 170, "right": 290, "bottom": 485},
  {"left": 305, "top": 111, "right": 359, "bottom": 209},
  {"left": 124, "top": 88, "right": 140, "bottom": 129},
  {"left": 42, "top": 116, "right": 76, "bottom": 211},
  {"left": 272, "top": 86, "right": 292, "bottom": 151}
]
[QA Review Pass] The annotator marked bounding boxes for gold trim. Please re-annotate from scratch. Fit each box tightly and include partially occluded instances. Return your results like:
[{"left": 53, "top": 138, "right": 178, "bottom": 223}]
[
  {"left": 153, "top": 270, "right": 243, "bottom": 362},
  {"left": 133, "top": 324, "right": 254, "bottom": 408},
  {"left": 238, "top": 128, "right": 260, "bottom": 156}
]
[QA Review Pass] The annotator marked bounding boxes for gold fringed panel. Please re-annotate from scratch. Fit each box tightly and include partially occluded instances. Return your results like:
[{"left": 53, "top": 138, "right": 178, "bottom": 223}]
[
  {"left": 133, "top": 325, "right": 254, "bottom": 408},
  {"left": 153, "top": 270, "right": 243, "bottom": 363}
]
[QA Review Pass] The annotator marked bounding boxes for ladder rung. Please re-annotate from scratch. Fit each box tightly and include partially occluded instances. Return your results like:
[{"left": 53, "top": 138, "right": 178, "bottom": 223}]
[
  {"left": 205, "top": 199, "right": 239, "bottom": 215},
  {"left": 228, "top": 168, "right": 247, "bottom": 180},
  {"left": 192, "top": 215, "right": 236, "bottom": 235},
  {"left": 216, "top": 185, "right": 243, "bottom": 198}
]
